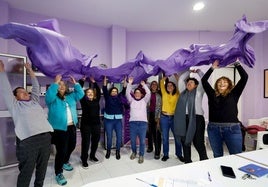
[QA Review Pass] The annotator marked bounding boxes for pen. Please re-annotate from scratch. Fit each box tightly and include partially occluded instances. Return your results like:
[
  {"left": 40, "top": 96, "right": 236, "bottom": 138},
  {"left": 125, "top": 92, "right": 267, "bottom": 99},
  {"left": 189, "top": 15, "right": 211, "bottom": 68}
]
[
  {"left": 208, "top": 172, "right": 212, "bottom": 182},
  {"left": 136, "top": 178, "right": 158, "bottom": 187}
]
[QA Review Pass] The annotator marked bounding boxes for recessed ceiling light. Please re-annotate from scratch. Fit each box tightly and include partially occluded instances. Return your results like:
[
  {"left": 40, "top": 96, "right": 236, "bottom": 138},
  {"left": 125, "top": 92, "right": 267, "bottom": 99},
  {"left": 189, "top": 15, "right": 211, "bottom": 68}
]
[{"left": 193, "top": 2, "right": 205, "bottom": 11}]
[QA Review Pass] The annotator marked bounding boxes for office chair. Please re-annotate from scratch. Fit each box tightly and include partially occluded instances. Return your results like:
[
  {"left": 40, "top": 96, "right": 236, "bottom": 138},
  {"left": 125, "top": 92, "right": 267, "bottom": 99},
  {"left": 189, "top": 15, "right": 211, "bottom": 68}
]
[{"left": 256, "top": 131, "right": 268, "bottom": 150}]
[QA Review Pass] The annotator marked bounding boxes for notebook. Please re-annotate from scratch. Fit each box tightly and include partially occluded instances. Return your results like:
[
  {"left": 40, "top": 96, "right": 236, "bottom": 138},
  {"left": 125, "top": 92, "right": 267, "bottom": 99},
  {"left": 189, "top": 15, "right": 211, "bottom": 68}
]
[{"left": 238, "top": 163, "right": 268, "bottom": 177}]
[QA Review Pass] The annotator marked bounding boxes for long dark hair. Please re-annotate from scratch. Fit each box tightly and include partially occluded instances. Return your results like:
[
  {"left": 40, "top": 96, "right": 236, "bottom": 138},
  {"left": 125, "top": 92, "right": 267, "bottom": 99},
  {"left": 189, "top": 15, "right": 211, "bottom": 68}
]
[
  {"left": 165, "top": 80, "right": 177, "bottom": 95},
  {"left": 150, "top": 81, "right": 159, "bottom": 91},
  {"left": 108, "top": 87, "right": 119, "bottom": 95}
]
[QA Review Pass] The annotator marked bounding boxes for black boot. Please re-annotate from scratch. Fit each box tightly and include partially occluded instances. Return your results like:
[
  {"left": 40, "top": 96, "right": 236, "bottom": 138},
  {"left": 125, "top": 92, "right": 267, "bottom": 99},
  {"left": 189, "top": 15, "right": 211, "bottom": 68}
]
[
  {"left": 116, "top": 150, "right": 120, "bottom": 160},
  {"left": 105, "top": 150, "right": 111, "bottom": 159}
]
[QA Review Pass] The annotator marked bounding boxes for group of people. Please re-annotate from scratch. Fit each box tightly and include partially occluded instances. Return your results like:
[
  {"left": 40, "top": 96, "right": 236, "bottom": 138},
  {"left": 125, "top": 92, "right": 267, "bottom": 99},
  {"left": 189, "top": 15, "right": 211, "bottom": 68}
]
[{"left": 0, "top": 58, "right": 248, "bottom": 187}]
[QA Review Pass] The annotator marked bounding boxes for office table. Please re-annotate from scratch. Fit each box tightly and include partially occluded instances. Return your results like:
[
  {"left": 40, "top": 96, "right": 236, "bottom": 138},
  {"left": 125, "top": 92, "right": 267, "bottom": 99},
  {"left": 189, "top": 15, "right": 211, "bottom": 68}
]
[
  {"left": 82, "top": 149, "right": 268, "bottom": 187},
  {"left": 236, "top": 149, "right": 268, "bottom": 167}
]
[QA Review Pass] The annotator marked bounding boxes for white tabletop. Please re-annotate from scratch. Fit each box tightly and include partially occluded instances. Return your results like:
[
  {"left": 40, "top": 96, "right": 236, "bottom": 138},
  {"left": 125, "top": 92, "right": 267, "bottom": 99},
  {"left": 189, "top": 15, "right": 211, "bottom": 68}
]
[
  {"left": 236, "top": 149, "right": 268, "bottom": 167},
  {"left": 82, "top": 151, "right": 268, "bottom": 187}
]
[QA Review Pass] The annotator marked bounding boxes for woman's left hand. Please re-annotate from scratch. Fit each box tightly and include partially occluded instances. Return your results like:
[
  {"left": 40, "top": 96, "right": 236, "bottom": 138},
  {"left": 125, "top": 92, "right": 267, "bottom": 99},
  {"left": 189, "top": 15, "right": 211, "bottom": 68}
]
[{"left": 69, "top": 76, "right": 76, "bottom": 84}]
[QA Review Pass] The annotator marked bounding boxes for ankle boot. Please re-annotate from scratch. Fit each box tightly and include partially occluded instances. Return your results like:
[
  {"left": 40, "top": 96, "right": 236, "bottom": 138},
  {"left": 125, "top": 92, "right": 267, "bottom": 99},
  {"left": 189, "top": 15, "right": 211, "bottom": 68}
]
[
  {"left": 116, "top": 150, "right": 120, "bottom": 160},
  {"left": 105, "top": 150, "right": 111, "bottom": 159}
]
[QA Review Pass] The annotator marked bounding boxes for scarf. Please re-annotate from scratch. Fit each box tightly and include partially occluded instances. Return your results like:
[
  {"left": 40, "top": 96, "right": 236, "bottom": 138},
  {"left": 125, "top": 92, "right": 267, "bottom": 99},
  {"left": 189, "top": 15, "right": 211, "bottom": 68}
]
[
  {"left": 149, "top": 92, "right": 156, "bottom": 112},
  {"left": 174, "top": 88, "right": 196, "bottom": 146}
]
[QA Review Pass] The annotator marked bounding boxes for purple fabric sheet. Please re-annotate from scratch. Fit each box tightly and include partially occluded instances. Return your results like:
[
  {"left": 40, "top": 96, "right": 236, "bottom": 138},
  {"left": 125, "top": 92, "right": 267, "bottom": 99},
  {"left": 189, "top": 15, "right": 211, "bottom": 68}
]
[{"left": 0, "top": 16, "right": 267, "bottom": 83}]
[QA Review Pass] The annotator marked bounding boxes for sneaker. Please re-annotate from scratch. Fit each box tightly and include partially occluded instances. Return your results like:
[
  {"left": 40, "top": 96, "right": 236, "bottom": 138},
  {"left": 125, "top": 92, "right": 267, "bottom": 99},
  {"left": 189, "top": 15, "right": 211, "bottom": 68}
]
[
  {"left": 161, "top": 156, "right": 169, "bottom": 161},
  {"left": 154, "top": 155, "right": 160, "bottom": 160},
  {"left": 130, "top": 152, "right": 136, "bottom": 160},
  {"left": 89, "top": 157, "right": 99, "bottom": 163},
  {"left": 177, "top": 156, "right": 185, "bottom": 162},
  {"left": 146, "top": 148, "right": 153, "bottom": 153},
  {"left": 55, "top": 173, "right": 67, "bottom": 186},
  {"left": 184, "top": 160, "right": 193, "bottom": 164},
  {"left": 138, "top": 156, "right": 144, "bottom": 164},
  {"left": 81, "top": 161, "right": 89, "bottom": 169},
  {"left": 63, "top": 163, "right": 73, "bottom": 171}
]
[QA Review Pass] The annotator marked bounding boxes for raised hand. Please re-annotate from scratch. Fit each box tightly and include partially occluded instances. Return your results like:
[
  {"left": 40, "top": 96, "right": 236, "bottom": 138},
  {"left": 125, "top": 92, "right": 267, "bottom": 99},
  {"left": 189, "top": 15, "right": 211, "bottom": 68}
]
[
  {"left": 174, "top": 73, "right": 179, "bottom": 81},
  {"left": 190, "top": 69, "right": 200, "bottom": 73},
  {"left": 55, "top": 75, "right": 62, "bottom": 83},
  {"left": 128, "top": 77, "right": 134, "bottom": 84},
  {"left": 123, "top": 76, "right": 127, "bottom": 87},
  {"left": 89, "top": 76, "right": 95, "bottom": 83},
  {"left": 81, "top": 76, "right": 86, "bottom": 81},
  {"left": 24, "top": 62, "right": 35, "bottom": 76},
  {"left": 0, "top": 60, "right": 4, "bottom": 72},
  {"left": 69, "top": 75, "right": 76, "bottom": 84},
  {"left": 103, "top": 76, "right": 107, "bottom": 86},
  {"left": 212, "top": 60, "right": 219, "bottom": 69}
]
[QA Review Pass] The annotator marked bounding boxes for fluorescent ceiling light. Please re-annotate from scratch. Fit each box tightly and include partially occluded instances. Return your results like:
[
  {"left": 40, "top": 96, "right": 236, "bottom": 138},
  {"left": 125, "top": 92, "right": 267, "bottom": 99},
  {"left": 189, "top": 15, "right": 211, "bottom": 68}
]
[{"left": 193, "top": 2, "right": 205, "bottom": 11}]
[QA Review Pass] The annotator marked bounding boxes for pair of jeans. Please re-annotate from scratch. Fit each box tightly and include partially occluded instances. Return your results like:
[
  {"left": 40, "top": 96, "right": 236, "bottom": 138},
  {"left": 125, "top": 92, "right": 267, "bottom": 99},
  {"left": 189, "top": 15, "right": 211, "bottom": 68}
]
[
  {"left": 104, "top": 118, "right": 122, "bottom": 151},
  {"left": 129, "top": 121, "right": 147, "bottom": 156},
  {"left": 160, "top": 114, "right": 182, "bottom": 157},
  {"left": 207, "top": 122, "right": 242, "bottom": 158}
]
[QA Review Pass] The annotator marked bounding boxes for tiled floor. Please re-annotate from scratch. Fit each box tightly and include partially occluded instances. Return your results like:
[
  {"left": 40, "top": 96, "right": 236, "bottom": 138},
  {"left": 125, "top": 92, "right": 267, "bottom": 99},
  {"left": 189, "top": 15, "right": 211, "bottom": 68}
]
[{"left": 1, "top": 140, "right": 230, "bottom": 187}]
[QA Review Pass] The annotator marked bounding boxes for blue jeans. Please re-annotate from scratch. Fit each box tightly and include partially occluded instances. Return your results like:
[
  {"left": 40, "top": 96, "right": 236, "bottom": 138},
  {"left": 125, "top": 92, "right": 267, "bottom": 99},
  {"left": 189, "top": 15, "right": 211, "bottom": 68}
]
[
  {"left": 160, "top": 114, "right": 183, "bottom": 157},
  {"left": 129, "top": 121, "right": 147, "bottom": 156},
  {"left": 207, "top": 122, "right": 242, "bottom": 158},
  {"left": 104, "top": 118, "right": 122, "bottom": 151}
]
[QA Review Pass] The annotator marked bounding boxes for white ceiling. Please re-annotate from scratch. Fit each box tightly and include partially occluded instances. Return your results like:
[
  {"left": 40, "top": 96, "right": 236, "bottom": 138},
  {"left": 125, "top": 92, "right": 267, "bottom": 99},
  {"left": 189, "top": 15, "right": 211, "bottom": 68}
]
[{"left": 2, "top": 0, "right": 268, "bottom": 31}]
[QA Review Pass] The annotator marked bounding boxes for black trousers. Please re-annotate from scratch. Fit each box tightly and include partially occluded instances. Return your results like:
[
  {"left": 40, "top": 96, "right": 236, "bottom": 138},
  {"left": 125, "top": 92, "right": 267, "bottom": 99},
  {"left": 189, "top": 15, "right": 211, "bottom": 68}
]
[
  {"left": 52, "top": 125, "right": 76, "bottom": 175},
  {"left": 146, "top": 112, "right": 162, "bottom": 156},
  {"left": 182, "top": 115, "right": 208, "bottom": 163},
  {"left": 16, "top": 132, "right": 51, "bottom": 187},
  {"left": 80, "top": 124, "right": 101, "bottom": 163}
]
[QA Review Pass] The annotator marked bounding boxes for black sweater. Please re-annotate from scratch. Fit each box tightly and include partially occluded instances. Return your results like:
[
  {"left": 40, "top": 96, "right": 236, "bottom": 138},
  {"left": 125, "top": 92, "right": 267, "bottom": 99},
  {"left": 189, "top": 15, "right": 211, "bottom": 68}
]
[
  {"left": 201, "top": 65, "right": 248, "bottom": 123},
  {"left": 79, "top": 81, "right": 101, "bottom": 127}
]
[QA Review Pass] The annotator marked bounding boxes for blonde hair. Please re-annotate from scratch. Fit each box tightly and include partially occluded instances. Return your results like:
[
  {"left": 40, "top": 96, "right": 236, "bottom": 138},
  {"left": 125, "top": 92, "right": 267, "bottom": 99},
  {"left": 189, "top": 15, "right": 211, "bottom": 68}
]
[{"left": 214, "top": 76, "right": 233, "bottom": 97}]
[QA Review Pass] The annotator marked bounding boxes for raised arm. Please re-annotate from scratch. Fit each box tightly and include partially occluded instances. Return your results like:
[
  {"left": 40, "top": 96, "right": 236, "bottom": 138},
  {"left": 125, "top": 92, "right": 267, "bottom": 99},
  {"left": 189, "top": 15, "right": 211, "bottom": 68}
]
[
  {"left": 45, "top": 75, "right": 61, "bottom": 104},
  {"left": 141, "top": 81, "right": 151, "bottom": 103},
  {"left": 201, "top": 60, "right": 218, "bottom": 97},
  {"left": 194, "top": 69, "right": 205, "bottom": 93},
  {"left": 120, "top": 76, "right": 127, "bottom": 96},
  {"left": 90, "top": 76, "right": 101, "bottom": 101},
  {"left": 70, "top": 76, "right": 84, "bottom": 101},
  {"left": 160, "top": 76, "right": 167, "bottom": 95},
  {"left": 231, "top": 62, "right": 248, "bottom": 97},
  {"left": 102, "top": 76, "right": 109, "bottom": 99},
  {"left": 78, "top": 77, "right": 86, "bottom": 88},
  {"left": 25, "top": 62, "right": 40, "bottom": 102},
  {"left": 126, "top": 77, "right": 134, "bottom": 102},
  {"left": 178, "top": 70, "right": 190, "bottom": 92}
]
